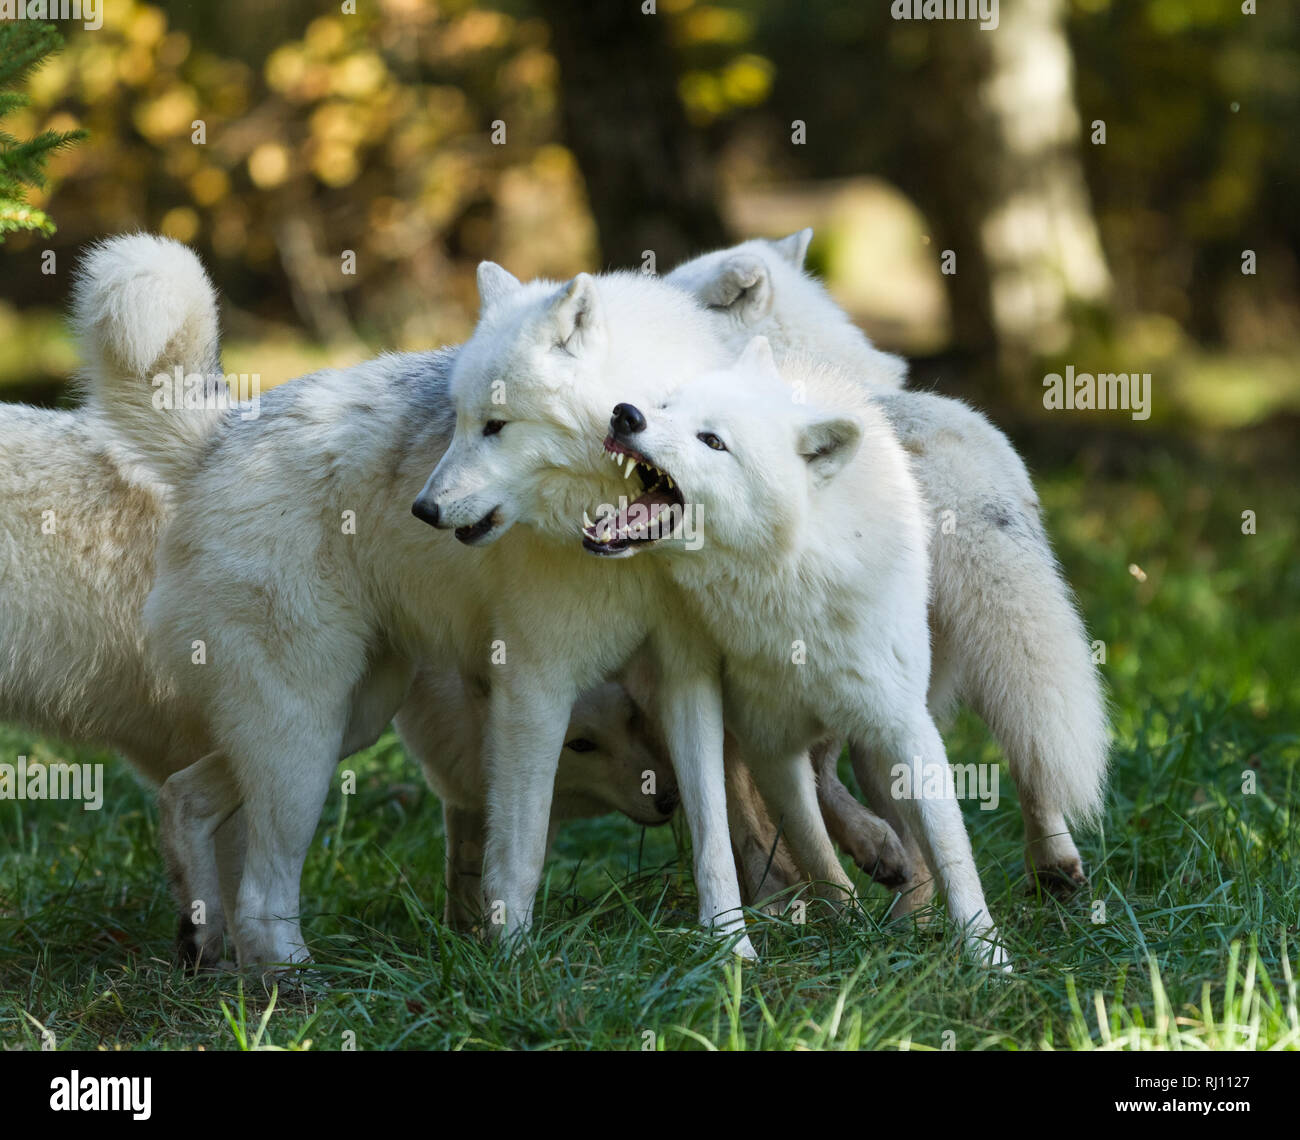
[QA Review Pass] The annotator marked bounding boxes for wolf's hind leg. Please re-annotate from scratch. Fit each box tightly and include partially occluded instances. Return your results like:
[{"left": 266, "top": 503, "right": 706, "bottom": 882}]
[
  {"left": 443, "top": 803, "right": 485, "bottom": 931},
  {"left": 745, "top": 743, "right": 855, "bottom": 905},
  {"left": 810, "top": 738, "right": 910, "bottom": 889},
  {"left": 158, "top": 752, "right": 240, "bottom": 969},
  {"left": 725, "top": 743, "right": 802, "bottom": 912},
  {"left": 848, "top": 742, "right": 936, "bottom": 918}
]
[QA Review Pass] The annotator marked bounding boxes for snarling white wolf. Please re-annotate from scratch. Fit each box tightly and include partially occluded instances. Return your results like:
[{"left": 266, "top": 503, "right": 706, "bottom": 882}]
[
  {"left": 2, "top": 234, "right": 678, "bottom": 963},
  {"left": 667, "top": 233, "right": 1109, "bottom": 896},
  {"left": 425, "top": 267, "right": 1004, "bottom": 963},
  {"left": 577, "top": 337, "right": 1004, "bottom": 962},
  {"left": 91, "top": 243, "right": 787, "bottom": 963}
]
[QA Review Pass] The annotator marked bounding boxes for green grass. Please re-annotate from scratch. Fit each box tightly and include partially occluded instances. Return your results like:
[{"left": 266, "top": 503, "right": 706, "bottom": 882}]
[{"left": 1, "top": 447, "right": 1296, "bottom": 1051}]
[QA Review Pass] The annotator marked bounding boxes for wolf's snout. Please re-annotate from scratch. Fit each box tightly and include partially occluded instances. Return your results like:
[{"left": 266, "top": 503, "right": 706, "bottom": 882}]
[
  {"left": 611, "top": 403, "right": 646, "bottom": 435},
  {"left": 411, "top": 497, "right": 442, "bottom": 528}
]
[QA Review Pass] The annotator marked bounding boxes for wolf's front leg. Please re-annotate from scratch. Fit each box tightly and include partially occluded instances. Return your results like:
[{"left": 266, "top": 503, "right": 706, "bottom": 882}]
[
  {"left": 724, "top": 743, "right": 801, "bottom": 910},
  {"left": 480, "top": 671, "right": 574, "bottom": 943},
  {"left": 655, "top": 654, "right": 755, "bottom": 959},
  {"left": 858, "top": 710, "right": 1007, "bottom": 969}
]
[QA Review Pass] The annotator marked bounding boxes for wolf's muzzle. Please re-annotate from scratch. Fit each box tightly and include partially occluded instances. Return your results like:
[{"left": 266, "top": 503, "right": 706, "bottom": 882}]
[{"left": 411, "top": 497, "right": 442, "bottom": 528}]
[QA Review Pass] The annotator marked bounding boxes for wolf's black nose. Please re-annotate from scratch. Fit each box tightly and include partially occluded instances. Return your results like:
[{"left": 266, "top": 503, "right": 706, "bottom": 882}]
[
  {"left": 411, "top": 498, "right": 440, "bottom": 528},
  {"left": 611, "top": 403, "right": 646, "bottom": 435}
]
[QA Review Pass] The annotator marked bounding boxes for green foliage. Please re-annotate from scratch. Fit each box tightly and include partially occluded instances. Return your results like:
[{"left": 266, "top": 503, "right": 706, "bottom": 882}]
[{"left": 0, "top": 21, "right": 85, "bottom": 242}]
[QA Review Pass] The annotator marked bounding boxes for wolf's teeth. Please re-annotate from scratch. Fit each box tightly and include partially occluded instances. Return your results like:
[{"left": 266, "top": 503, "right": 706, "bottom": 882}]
[
  {"left": 666, "top": 476, "right": 674, "bottom": 489},
  {"left": 624, "top": 461, "right": 635, "bottom": 479},
  {"left": 583, "top": 510, "right": 595, "bottom": 529}
]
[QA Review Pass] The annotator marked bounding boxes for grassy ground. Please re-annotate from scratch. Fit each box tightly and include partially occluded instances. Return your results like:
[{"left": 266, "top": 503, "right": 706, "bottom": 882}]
[{"left": 0, "top": 444, "right": 1296, "bottom": 1052}]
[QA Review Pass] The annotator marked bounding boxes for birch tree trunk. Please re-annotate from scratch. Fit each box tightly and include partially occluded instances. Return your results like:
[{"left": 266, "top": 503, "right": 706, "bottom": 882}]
[{"left": 899, "top": 0, "right": 1111, "bottom": 376}]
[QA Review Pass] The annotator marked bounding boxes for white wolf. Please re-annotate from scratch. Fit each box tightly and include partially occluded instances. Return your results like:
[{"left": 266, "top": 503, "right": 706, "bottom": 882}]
[
  {"left": 578, "top": 336, "right": 1004, "bottom": 962},
  {"left": 3, "top": 234, "right": 677, "bottom": 964},
  {"left": 94, "top": 249, "right": 779, "bottom": 963},
  {"left": 667, "top": 234, "right": 1109, "bottom": 894}
]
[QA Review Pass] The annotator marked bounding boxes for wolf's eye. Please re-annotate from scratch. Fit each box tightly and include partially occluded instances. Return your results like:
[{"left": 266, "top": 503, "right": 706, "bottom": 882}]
[
  {"left": 564, "top": 737, "right": 597, "bottom": 753},
  {"left": 697, "top": 432, "right": 727, "bottom": 452},
  {"left": 483, "top": 420, "right": 506, "bottom": 437}
]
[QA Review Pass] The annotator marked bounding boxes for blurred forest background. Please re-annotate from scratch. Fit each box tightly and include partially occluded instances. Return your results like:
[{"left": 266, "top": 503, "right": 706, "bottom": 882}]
[{"left": 1, "top": 0, "right": 1296, "bottom": 443}]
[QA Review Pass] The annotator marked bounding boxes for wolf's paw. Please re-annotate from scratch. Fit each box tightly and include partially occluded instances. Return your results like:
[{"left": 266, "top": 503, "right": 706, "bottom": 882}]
[
  {"left": 842, "top": 818, "right": 912, "bottom": 889},
  {"left": 891, "top": 874, "right": 938, "bottom": 924},
  {"left": 1026, "top": 855, "right": 1088, "bottom": 898},
  {"left": 1024, "top": 824, "right": 1088, "bottom": 898},
  {"left": 175, "top": 914, "right": 225, "bottom": 973},
  {"left": 975, "top": 933, "right": 1012, "bottom": 974}
]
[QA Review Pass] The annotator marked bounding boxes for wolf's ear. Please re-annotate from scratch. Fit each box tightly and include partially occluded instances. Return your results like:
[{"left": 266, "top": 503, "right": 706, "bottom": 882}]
[
  {"left": 549, "top": 273, "right": 602, "bottom": 354},
  {"left": 477, "top": 262, "right": 522, "bottom": 312},
  {"left": 736, "top": 335, "right": 781, "bottom": 381},
  {"left": 769, "top": 228, "right": 813, "bottom": 268},
  {"left": 796, "top": 412, "right": 861, "bottom": 487},
  {"left": 699, "top": 254, "right": 772, "bottom": 324}
]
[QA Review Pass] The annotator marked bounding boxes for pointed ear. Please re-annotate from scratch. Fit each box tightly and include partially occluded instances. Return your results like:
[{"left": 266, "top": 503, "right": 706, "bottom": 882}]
[
  {"left": 797, "top": 412, "right": 861, "bottom": 487},
  {"left": 698, "top": 254, "right": 772, "bottom": 324},
  {"left": 736, "top": 335, "right": 781, "bottom": 381},
  {"left": 550, "top": 273, "right": 602, "bottom": 354},
  {"left": 477, "top": 262, "right": 522, "bottom": 312},
  {"left": 769, "top": 228, "right": 813, "bottom": 268}
]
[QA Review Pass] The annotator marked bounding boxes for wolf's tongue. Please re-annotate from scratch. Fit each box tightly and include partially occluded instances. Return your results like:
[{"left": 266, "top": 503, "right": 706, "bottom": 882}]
[{"left": 608, "top": 489, "right": 673, "bottom": 538}]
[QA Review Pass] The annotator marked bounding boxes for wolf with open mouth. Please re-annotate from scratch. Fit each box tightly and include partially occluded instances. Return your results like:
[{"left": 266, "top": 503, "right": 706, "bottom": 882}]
[
  {"left": 586, "top": 335, "right": 1007, "bottom": 965},
  {"left": 667, "top": 232, "right": 1109, "bottom": 898}
]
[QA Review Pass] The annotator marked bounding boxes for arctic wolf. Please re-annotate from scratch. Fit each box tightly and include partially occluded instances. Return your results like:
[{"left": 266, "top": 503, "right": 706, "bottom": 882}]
[
  {"left": 413, "top": 265, "right": 948, "bottom": 959},
  {"left": 96, "top": 250, "right": 774, "bottom": 962},
  {"left": 582, "top": 337, "right": 1004, "bottom": 962},
  {"left": 667, "top": 234, "right": 1109, "bottom": 894},
  {"left": 4, "top": 235, "right": 676, "bottom": 964}
]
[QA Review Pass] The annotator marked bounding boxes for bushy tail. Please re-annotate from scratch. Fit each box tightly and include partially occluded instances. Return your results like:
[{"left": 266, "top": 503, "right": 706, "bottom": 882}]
[
  {"left": 884, "top": 389, "right": 1111, "bottom": 830},
  {"left": 929, "top": 479, "right": 1110, "bottom": 829},
  {"left": 951, "top": 539, "right": 1111, "bottom": 829},
  {"left": 71, "top": 233, "right": 225, "bottom": 483}
]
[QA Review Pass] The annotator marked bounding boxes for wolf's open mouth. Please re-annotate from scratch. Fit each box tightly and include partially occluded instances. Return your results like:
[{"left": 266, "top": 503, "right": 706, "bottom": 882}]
[
  {"left": 581, "top": 437, "right": 685, "bottom": 557},
  {"left": 455, "top": 507, "right": 499, "bottom": 545}
]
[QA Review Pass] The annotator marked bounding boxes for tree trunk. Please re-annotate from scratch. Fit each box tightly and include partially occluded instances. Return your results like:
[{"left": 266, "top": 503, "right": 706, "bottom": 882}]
[
  {"left": 534, "top": 0, "right": 729, "bottom": 270},
  {"left": 896, "top": 0, "right": 1111, "bottom": 381}
]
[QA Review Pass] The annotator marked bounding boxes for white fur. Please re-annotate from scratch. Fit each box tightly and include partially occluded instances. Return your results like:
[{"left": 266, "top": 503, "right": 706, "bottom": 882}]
[
  {"left": 668, "top": 234, "right": 1109, "bottom": 890},
  {"left": 71, "top": 232, "right": 226, "bottom": 483},
  {"left": 417, "top": 270, "right": 763, "bottom": 956},
  {"left": 666, "top": 230, "right": 909, "bottom": 390},
  {"left": 394, "top": 667, "right": 677, "bottom": 927},
  {"left": 3, "top": 235, "right": 679, "bottom": 965},
  {"left": 96, "top": 256, "right": 762, "bottom": 963},
  {"left": 596, "top": 339, "right": 1004, "bottom": 963}
]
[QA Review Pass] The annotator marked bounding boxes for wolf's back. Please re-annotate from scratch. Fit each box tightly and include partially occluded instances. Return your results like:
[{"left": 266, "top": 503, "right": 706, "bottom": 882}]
[{"left": 71, "top": 233, "right": 225, "bottom": 483}]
